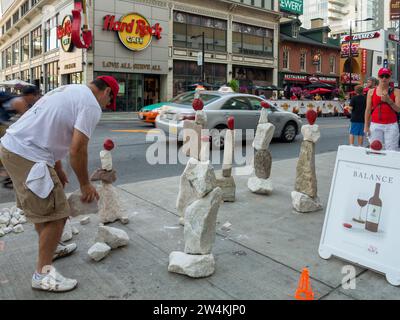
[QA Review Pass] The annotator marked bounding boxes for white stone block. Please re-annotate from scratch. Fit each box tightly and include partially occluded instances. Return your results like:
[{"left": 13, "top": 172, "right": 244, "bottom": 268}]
[
  {"left": 88, "top": 242, "right": 111, "bottom": 262},
  {"left": 95, "top": 226, "right": 129, "bottom": 249},
  {"left": 168, "top": 251, "right": 215, "bottom": 278},
  {"left": 247, "top": 177, "right": 273, "bottom": 194}
]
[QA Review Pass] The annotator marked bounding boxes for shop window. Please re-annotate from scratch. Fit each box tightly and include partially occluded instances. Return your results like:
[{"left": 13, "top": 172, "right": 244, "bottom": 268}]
[
  {"left": 329, "top": 56, "right": 336, "bottom": 74},
  {"left": 12, "top": 41, "right": 19, "bottom": 65},
  {"left": 232, "top": 22, "right": 273, "bottom": 57},
  {"left": 316, "top": 56, "right": 322, "bottom": 73},
  {"left": 21, "top": 69, "right": 30, "bottom": 82},
  {"left": 31, "top": 0, "right": 39, "bottom": 7},
  {"left": 5, "top": 47, "right": 12, "bottom": 68},
  {"left": 31, "top": 26, "right": 42, "bottom": 57},
  {"left": 45, "top": 61, "right": 59, "bottom": 92},
  {"left": 283, "top": 49, "right": 289, "bottom": 69},
  {"left": 21, "top": 34, "right": 29, "bottom": 62},
  {"left": 21, "top": 1, "right": 29, "bottom": 16},
  {"left": 173, "top": 11, "right": 227, "bottom": 52},
  {"left": 300, "top": 52, "right": 306, "bottom": 71},
  {"left": 173, "top": 60, "right": 227, "bottom": 96},
  {"left": 13, "top": 11, "right": 20, "bottom": 25},
  {"left": 5, "top": 19, "right": 11, "bottom": 32},
  {"left": 45, "top": 14, "right": 59, "bottom": 52}
]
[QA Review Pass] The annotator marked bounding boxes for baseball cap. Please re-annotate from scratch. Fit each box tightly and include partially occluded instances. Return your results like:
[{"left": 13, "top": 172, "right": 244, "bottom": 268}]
[
  {"left": 378, "top": 68, "right": 392, "bottom": 77},
  {"left": 96, "top": 76, "right": 119, "bottom": 110}
]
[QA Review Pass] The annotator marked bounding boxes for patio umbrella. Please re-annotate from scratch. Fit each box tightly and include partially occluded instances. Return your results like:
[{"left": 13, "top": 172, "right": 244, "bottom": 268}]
[
  {"left": 309, "top": 88, "right": 332, "bottom": 95},
  {"left": 305, "top": 82, "right": 335, "bottom": 90},
  {"left": 0, "top": 79, "right": 35, "bottom": 89}
]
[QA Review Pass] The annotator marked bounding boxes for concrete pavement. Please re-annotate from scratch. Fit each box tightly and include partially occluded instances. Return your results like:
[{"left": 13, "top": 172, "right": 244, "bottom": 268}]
[{"left": 0, "top": 151, "right": 398, "bottom": 300}]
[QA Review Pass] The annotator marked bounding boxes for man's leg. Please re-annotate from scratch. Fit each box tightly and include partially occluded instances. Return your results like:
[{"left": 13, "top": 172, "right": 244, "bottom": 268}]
[
  {"left": 349, "top": 134, "right": 355, "bottom": 145},
  {"left": 36, "top": 218, "right": 66, "bottom": 274},
  {"left": 357, "top": 135, "right": 364, "bottom": 146},
  {"left": 34, "top": 223, "right": 45, "bottom": 236}
]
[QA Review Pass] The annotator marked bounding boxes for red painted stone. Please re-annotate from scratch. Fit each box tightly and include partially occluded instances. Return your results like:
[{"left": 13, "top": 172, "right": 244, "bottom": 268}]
[
  {"left": 261, "top": 101, "right": 271, "bottom": 109},
  {"left": 192, "top": 98, "right": 204, "bottom": 111},
  {"left": 370, "top": 140, "right": 383, "bottom": 151},
  {"left": 104, "top": 139, "right": 115, "bottom": 151},
  {"left": 306, "top": 109, "right": 317, "bottom": 125},
  {"left": 227, "top": 116, "right": 235, "bottom": 130},
  {"left": 343, "top": 223, "right": 352, "bottom": 229}
]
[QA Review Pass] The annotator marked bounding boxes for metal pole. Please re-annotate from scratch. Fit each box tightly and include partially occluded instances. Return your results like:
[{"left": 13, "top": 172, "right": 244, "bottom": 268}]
[
  {"left": 202, "top": 32, "right": 205, "bottom": 83},
  {"left": 349, "top": 23, "right": 352, "bottom": 92}
]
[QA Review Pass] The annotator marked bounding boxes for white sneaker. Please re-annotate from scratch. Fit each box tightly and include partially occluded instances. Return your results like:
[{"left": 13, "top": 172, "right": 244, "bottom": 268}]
[
  {"left": 53, "top": 242, "right": 77, "bottom": 261},
  {"left": 32, "top": 267, "right": 78, "bottom": 292}
]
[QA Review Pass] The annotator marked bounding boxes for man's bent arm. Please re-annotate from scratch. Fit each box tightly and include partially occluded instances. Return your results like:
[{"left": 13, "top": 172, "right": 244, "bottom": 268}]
[{"left": 69, "top": 129, "right": 90, "bottom": 187}]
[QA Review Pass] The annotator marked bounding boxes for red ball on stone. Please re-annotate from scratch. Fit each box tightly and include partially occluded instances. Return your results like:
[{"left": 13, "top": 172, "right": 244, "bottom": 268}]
[
  {"left": 370, "top": 140, "right": 383, "bottom": 151},
  {"left": 261, "top": 101, "right": 271, "bottom": 109},
  {"left": 192, "top": 98, "right": 204, "bottom": 111},
  {"left": 227, "top": 116, "right": 235, "bottom": 130},
  {"left": 306, "top": 109, "right": 317, "bottom": 125},
  {"left": 104, "top": 139, "right": 115, "bottom": 151}
]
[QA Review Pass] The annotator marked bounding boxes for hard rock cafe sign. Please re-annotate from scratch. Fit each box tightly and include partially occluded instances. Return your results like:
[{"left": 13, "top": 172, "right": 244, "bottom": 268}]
[
  {"left": 103, "top": 13, "right": 162, "bottom": 51},
  {"left": 57, "top": 0, "right": 93, "bottom": 52}
]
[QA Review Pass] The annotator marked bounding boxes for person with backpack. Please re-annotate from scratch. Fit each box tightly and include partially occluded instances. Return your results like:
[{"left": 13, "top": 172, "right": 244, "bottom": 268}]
[{"left": 364, "top": 68, "right": 400, "bottom": 151}]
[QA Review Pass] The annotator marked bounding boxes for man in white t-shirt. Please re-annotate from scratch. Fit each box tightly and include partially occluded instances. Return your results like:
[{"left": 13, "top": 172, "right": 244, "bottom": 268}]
[{"left": 0, "top": 76, "right": 119, "bottom": 292}]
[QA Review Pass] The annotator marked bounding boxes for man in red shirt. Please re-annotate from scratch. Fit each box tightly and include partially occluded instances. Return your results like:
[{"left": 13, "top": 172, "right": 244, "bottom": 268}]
[{"left": 364, "top": 68, "right": 400, "bottom": 151}]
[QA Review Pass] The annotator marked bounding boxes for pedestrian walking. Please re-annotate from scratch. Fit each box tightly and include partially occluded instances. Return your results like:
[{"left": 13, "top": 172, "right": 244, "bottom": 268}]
[
  {"left": 348, "top": 85, "right": 367, "bottom": 146},
  {"left": 0, "top": 76, "right": 119, "bottom": 292},
  {"left": 364, "top": 68, "right": 400, "bottom": 151}
]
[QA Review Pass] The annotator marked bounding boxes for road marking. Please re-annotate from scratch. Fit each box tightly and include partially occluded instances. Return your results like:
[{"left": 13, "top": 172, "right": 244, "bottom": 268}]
[{"left": 111, "top": 129, "right": 160, "bottom": 133}]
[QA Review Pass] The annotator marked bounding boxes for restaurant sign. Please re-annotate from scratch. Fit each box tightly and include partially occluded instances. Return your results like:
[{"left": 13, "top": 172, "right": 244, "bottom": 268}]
[
  {"left": 280, "top": 0, "right": 303, "bottom": 15},
  {"left": 103, "top": 13, "right": 162, "bottom": 51}
]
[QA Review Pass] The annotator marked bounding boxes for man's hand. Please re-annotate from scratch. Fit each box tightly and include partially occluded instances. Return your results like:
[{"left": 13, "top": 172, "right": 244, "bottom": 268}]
[
  {"left": 364, "top": 126, "right": 370, "bottom": 137},
  {"left": 80, "top": 183, "right": 99, "bottom": 203},
  {"left": 55, "top": 169, "right": 69, "bottom": 188}
]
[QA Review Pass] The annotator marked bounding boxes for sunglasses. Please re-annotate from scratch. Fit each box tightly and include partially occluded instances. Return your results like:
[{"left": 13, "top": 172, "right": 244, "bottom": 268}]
[{"left": 379, "top": 74, "right": 390, "bottom": 79}]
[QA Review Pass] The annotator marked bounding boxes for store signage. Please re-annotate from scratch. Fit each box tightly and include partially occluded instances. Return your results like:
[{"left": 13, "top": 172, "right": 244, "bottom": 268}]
[
  {"left": 318, "top": 77, "right": 337, "bottom": 84},
  {"left": 103, "top": 13, "right": 162, "bottom": 51},
  {"left": 389, "top": 34, "right": 400, "bottom": 43},
  {"left": 319, "top": 146, "right": 400, "bottom": 286},
  {"left": 341, "top": 43, "right": 359, "bottom": 58},
  {"left": 341, "top": 73, "right": 360, "bottom": 84},
  {"left": 390, "top": 0, "right": 400, "bottom": 20},
  {"left": 342, "top": 31, "right": 380, "bottom": 43},
  {"left": 64, "top": 63, "right": 77, "bottom": 70},
  {"left": 102, "top": 61, "right": 162, "bottom": 71},
  {"left": 308, "top": 76, "right": 319, "bottom": 83},
  {"left": 57, "top": 1, "right": 93, "bottom": 51},
  {"left": 279, "top": 0, "right": 303, "bottom": 15},
  {"left": 362, "top": 49, "right": 367, "bottom": 74},
  {"left": 57, "top": 15, "right": 74, "bottom": 52},
  {"left": 283, "top": 74, "right": 308, "bottom": 82}
]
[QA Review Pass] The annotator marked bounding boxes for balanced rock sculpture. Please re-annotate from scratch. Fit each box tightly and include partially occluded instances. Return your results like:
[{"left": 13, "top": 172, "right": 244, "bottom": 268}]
[
  {"left": 248, "top": 101, "right": 275, "bottom": 194},
  {"left": 90, "top": 139, "right": 129, "bottom": 224},
  {"left": 291, "top": 109, "right": 322, "bottom": 213},
  {"left": 216, "top": 116, "right": 236, "bottom": 202}
]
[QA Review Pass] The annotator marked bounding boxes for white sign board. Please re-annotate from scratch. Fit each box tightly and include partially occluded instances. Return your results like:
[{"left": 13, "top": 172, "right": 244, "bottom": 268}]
[
  {"left": 267, "top": 100, "right": 345, "bottom": 115},
  {"left": 319, "top": 146, "right": 400, "bottom": 286},
  {"left": 197, "top": 52, "right": 203, "bottom": 66}
]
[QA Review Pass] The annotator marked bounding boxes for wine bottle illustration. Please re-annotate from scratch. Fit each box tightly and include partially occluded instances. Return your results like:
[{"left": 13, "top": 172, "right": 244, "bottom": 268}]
[{"left": 365, "top": 183, "right": 382, "bottom": 233}]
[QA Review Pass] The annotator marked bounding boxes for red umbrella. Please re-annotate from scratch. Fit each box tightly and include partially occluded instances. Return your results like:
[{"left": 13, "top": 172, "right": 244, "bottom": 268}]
[{"left": 309, "top": 88, "right": 332, "bottom": 94}]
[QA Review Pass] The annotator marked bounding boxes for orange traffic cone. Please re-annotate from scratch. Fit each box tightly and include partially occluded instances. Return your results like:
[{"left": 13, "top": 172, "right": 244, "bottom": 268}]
[{"left": 295, "top": 268, "right": 314, "bottom": 300}]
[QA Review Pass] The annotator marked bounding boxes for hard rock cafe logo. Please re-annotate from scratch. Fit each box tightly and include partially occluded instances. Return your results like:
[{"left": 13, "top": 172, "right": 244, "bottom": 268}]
[
  {"left": 103, "top": 13, "right": 162, "bottom": 51},
  {"left": 57, "top": 16, "right": 74, "bottom": 52}
]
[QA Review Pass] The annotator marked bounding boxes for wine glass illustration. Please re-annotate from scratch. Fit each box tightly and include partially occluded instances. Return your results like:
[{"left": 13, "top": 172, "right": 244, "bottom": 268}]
[{"left": 353, "top": 193, "right": 368, "bottom": 223}]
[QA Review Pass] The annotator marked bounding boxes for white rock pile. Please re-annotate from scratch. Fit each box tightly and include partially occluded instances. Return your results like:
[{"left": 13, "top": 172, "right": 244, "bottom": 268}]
[{"left": 0, "top": 206, "right": 27, "bottom": 237}]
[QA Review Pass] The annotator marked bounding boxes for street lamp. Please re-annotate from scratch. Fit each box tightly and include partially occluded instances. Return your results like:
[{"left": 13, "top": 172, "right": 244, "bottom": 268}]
[
  {"left": 348, "top": 18, "right": 374, "bottom": 92},
  {"left": 191, "top": 32, "right": 205, "bottom": 83}
]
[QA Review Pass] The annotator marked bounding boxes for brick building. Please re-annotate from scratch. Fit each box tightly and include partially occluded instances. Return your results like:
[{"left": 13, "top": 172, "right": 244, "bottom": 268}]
[{"left": 278, "top": 18, "right": 341, "bottom": 98}]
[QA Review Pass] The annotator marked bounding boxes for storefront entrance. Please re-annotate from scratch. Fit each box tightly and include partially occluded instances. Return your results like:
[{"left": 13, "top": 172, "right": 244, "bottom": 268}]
[{"left": 94, "top": 72, "right": 161, "bottom": 112}]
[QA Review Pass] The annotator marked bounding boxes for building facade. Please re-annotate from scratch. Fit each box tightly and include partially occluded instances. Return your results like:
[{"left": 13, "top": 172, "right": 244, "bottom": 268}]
[
  {"left": 0, "top": 0, "right": 281, "bottom": 112},
  {"left": 279, "top": 19, "right": 341, "bottom": 96},
  {"left": 300, "top": 0, "right": 384, "bottom": 37}
]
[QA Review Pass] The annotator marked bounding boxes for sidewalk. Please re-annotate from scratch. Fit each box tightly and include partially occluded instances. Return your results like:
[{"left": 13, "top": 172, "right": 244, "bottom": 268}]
[
  {"left": 100, "top": 112, "right": 139, "bottom": 121},
  {"left": 0, "top": 152, "right": 398, "bottom": 300}
]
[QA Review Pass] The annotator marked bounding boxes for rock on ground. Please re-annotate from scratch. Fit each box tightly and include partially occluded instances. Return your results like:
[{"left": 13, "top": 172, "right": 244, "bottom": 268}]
[
  {"left": 247, "top": 177, "right": 273, "bottom": 194},
  {"left": 291, "top": 191, "right": 323, "bottom": 213},
  {"left": 168, "top": 251, "right": 215, "bottom": 278},
  {"left": 61, "top": 219, "right": 73, "bottom": 242},
  {"left": 215, "top": 173, "right": 235, "bottom": 202},
  {"left": 95, "top": 226, "right": 129, "bottom": 249},
  {"left": 184, "top": 187, "right": 222, "bottom": 255},
  {"left": 295, "top": 141, "right": 318, "bottom": 198},
  {"left": 88, "top": 242, "right": 111, "bottom": 262}
]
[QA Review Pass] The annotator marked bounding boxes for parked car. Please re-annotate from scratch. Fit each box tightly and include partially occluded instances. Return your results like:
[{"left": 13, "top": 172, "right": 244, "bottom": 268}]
[
  {"left": 138, "top": 92, "right": 195, "bottom": 125},
  {"left": 155, "top": 91, "right": 303, "bottom": 148}
]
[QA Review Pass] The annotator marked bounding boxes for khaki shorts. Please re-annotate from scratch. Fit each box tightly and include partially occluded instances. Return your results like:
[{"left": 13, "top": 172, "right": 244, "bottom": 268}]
[
  {"left": 0, "top": 124, "right": 8, "bottom": 167},
  {"left": 0, "top": 146, "right": 71, "bottom": 224}
]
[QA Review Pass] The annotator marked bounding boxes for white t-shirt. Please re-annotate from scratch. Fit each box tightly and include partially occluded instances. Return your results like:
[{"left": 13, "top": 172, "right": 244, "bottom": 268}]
[{"left": 1, "top": 84, "right": 102, "bottom": 166}]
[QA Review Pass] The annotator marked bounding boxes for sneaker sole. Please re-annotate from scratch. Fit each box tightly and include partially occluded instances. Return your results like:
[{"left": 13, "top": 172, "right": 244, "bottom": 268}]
[{"left": 32, "top": 282, "right": 78, "bottom": 293}]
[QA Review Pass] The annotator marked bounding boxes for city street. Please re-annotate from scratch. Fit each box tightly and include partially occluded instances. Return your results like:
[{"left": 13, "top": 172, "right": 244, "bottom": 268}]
[{"left": 1, "top": 116, "right": 349, "bottom": 204}]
